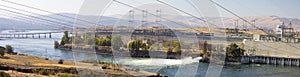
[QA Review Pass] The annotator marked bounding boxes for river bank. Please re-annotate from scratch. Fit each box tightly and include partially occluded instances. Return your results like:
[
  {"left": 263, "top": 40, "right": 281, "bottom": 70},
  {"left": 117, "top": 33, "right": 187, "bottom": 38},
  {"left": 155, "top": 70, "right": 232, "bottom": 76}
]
[
  {"left": 58, "top": 44, "right": 202, "bottom": 59},
  {"left": 3, "top": 30, "right": 300, "bottom": 77},
  {"left": 0, "top": 54, "right": 165, "bottom": 77}
]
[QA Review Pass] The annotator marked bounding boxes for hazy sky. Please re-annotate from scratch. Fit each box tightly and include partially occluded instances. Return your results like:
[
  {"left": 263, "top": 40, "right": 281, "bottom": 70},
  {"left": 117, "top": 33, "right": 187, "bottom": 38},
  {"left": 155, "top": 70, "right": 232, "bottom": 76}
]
[{"left": 0, "top": 0, "right": 300, "bottom": 18}]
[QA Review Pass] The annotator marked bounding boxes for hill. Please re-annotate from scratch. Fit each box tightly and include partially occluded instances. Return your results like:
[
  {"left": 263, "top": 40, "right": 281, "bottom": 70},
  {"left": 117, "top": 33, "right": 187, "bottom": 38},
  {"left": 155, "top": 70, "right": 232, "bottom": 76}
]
[{"left": 1, "top": 13, "right": 300, "bottom": 31}]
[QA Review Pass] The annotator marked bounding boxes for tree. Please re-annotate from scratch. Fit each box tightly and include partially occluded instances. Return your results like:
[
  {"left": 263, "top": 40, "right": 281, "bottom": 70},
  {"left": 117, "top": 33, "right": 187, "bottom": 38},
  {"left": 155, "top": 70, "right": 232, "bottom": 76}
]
[
  {"left": 128, "top": 39, "right": 148, "bottom": 51},
  {"left": 226, "top": 43, "right": 245, "bottom": 62},
  {"left": 165, "top": 47, "right": 172, "bottom": 53},
  {"left": 103, "top": 37, "right": 111, "bottom": 46},
  {"left": 54, "top": 41, "right": 59, "bottom": 48},
  {"left": 5, "top": 45, "right": 13, "bottom": 54},
  {"left": 173, "top": 46, "right": 181, "bottom": 53},
  {"left": 95, "top": 36, "right": 111, "bottom": 46},
  {"left": 60, "top": 31, "right": 69, "bottom": 46},
  {"left": 203, "top": 41, "right": 208, "bottom": 53},
  {"left": 0, "top": 46, "right": 5, "bottom": 57},
  {"left": 111, "top": 35, "right": 123, "bottom": 50}
]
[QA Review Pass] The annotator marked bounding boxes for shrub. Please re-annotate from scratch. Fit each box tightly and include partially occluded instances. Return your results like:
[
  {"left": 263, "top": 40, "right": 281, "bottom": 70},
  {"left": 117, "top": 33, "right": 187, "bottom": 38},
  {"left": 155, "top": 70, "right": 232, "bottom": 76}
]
[
  {"left": 0, "top": 71, "right": 10, "bottom": 77},
  {"left": 95, "top": 36, "right": 111, "bottom": 46},
  {"left": 0, "top": 46, "right": 5, "bottom": 57},
  {"left": 39, "top": 69, "right": 55, "bottom": 75},
  {"left": 128, "top": 39, "right": 148, "bottom": 51},
  {"left": 173, "top": 46, "right": 181, "bottom": 53},
  {"left": 54, "top": 41, "right": 59, "bottom": 48},
  {"left": 165, "top": 47, "right": 172, "bottom": 53},
  {"left": 60, "top": 73, "right": 69, "bottom": 77},
  {"left": 60, "top": 73, "right": 77, "bottom": 77},
  {"left": 226, "top": 43, "right": 245, "bottom": 62},
  {"left": 60, "top": 31, "right": 70, "bottom": 46},
  {"left": 58, "top": 59, "right": 64, "bottom": 64},
  {"left": 49, "top": 70, "right": 55, "bottom": 75},
  {"left": 5, "top": 45, "right": 13, "bottom": 54},
  {"left": 39, "top": 69, "right": 48, "bottom": 75}
]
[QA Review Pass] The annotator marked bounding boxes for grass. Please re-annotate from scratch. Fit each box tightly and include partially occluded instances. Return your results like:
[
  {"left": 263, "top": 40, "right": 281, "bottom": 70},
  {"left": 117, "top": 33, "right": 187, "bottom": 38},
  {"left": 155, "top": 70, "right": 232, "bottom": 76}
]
[
  {"left": 38, "top": 69, "right": 55, "bottom": 75},
  {"left": 59, "top": 73, "right": 77, "bottom": 77},
  {"left": 0, "top": 71, "right": 11, "bottom": 77}
]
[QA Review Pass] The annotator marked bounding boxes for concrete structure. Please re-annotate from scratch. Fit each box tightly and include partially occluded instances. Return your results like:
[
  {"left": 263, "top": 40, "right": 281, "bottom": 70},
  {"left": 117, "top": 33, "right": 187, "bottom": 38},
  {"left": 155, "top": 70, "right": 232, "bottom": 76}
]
[
  {"left": 242, "top": 56, "right": 300, "bottom": 66},
  {"left": 0, "top": 32, "right": 59, "bottom": 39},
  {"left": 243, "top": 41, "right": 300, "bottom": 66}
]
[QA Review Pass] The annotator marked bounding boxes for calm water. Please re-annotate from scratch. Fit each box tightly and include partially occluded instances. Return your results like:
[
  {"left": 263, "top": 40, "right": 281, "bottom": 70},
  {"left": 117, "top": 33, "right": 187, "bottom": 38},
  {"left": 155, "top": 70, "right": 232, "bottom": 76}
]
[{"left": 1, "top": 30, "right": 300, "bottom": 77}]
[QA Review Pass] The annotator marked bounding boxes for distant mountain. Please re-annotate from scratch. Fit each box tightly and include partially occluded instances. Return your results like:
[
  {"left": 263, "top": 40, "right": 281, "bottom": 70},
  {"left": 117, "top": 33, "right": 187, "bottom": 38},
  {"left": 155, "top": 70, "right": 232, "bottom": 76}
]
[
  {"left": 1, "top": 13, "right": 300, "bottom": 31},
  {"left": 185, "top": 16, "right": 300, "bottom": 31},
  {"left": 0, "top": 17, "right": 53, "bottom": 30}
]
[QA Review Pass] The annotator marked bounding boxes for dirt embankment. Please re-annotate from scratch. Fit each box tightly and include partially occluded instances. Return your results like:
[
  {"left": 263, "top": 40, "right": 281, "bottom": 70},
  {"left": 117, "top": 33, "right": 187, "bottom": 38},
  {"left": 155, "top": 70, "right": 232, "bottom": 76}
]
[{"left": 0, "top": 54, "right": 165, "bottom": 77}]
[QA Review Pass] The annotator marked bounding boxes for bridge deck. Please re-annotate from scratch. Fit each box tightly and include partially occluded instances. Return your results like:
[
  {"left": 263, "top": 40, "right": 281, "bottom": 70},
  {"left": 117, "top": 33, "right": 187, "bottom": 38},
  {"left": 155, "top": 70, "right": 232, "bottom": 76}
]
[{"left": 0, "top": 31, "right": 62, "bottom": 39}]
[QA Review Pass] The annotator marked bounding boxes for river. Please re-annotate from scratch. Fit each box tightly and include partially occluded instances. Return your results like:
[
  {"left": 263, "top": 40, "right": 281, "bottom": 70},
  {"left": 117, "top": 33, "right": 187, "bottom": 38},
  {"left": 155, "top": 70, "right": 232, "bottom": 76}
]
[{"left": 1, "top": 30, "right": 300, "bottom": 77}]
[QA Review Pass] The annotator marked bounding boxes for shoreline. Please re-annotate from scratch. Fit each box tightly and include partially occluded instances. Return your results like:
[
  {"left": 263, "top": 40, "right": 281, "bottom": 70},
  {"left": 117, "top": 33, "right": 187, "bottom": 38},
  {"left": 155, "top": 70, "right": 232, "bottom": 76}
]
[
  {"left": 0, "top": 54, "right": 165, "bottom": 77},
  {"left": 58, "top": 45, "right": 202, "bottom": 59}
]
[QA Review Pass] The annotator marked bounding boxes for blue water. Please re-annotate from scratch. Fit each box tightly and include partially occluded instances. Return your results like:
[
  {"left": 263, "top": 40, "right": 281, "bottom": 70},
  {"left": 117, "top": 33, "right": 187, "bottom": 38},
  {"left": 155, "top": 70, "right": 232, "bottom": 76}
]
[{"left": 1, "top": 30, "right": 300, "bottom": 77}]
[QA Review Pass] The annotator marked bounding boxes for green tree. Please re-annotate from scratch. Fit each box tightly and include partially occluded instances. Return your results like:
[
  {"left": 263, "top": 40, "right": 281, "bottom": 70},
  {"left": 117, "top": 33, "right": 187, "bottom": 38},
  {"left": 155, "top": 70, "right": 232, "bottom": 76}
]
[
  {"left": 60, "top": 31, "right": 70, "bottom": 45},
  {"left": 173, "top": 46, "right": 181, "bottom": 53},
  {"left": 165, "top": 47, "right": 172, "bottom": 53},
  {"left": 0, "top": 46, "right": 5, "bottom": 57},
  {"left": 54, "top": 41, "right": 59, "bottom": 48},
  {"left": 103, "top": 37, "right": 111, "bottom": 46},
  {"left": 5, "top": 45, "right": 13, "bottom": 54},
  {"left": 95, "top": 36, "right": 111, "bottom": 46},
  {"left": 95, "top": 37, "right": 102, "bottom": 46},
  {"left": 226, "top": 43, "right": 245, "bottom": 62},
  {"left": 128, "top": 40, "right": 148, "bottom": 51},
  {"left": 172, "top": 41, "right": 180, "bottom": 47},
  {"left": 111, "top": 35, "right": 123, "bottom": 50}
]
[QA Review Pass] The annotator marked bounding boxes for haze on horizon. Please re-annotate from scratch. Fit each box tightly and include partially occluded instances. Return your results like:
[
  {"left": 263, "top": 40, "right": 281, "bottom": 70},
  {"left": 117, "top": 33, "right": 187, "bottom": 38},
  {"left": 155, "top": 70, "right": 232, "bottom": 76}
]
[{"left": 0, "top": 0, "right": 299, "bottom": 19}]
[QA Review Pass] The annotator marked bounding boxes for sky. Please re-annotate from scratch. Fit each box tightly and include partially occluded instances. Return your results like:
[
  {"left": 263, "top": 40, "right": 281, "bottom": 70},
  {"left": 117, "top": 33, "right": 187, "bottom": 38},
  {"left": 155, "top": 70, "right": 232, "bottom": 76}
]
[{"left": 0, "top": 0, "right": 300, "bottom": 18}]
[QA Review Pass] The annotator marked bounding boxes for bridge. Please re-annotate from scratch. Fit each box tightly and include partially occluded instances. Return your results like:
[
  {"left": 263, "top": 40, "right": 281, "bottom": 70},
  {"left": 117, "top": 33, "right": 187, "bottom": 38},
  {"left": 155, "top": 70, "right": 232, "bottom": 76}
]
[{"left": 0, "top": 31, "right": 62, "bottom": 39}]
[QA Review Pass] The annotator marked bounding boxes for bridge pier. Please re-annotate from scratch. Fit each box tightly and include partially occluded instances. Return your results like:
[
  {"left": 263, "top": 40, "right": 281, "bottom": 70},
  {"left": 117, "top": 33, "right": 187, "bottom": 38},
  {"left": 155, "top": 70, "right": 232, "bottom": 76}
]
[
  {"left": 296, "top": 59, "right": 300, "bottom": 67},
  {"left": 242, "top": 56, "right": 300, "bottom": 67},
  {"left": 49, "top": 33, "right": 52, "bottom": 38},
  {"left": 44, "top": 33, "right": 47, "bottom": 38}
]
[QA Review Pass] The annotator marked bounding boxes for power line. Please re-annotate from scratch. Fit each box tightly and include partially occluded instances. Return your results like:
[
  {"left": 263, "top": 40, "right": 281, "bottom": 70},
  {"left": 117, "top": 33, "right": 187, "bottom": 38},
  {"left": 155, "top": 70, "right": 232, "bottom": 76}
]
[
  {"left": 1, "top": 0, "right": 96, "bottom": 25},
  {"left": 0, "top": 4, "right": 86, "bottom": 27},
  {"left": 156, "top": 0, "right": 219, "bottom": 28},
  {"left": 0, "top": 11, "right": 70, "bottom": 29},
  {"left": 0, "top": 7, "right": 73, "bottom": 28},
  {"left": 0, "top": 12, "right": 66, "bottom": 29},
  {"left": 209, "top": 0, "right": 261, "bottom": 30},
  {"left": 113, "top": 0, "right": 192, "bottom": 28}
]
